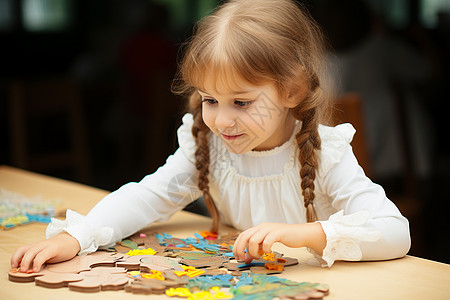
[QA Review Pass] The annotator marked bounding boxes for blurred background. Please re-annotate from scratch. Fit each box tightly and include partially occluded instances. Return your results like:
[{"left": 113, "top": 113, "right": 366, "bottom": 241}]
[{"left": 0, "top": 0, "right": 449, "bottom": 263}]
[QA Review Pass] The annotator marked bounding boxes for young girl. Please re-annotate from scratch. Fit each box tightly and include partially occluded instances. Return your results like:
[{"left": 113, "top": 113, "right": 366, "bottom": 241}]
[{"left": 11, "top": 0, "right": 410, "bottom": 272}]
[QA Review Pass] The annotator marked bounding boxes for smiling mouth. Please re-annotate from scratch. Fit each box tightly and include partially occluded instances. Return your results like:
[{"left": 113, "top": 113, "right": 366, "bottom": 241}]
[{"left": 221, "top": 133, "right": 245, "bottom": 140}]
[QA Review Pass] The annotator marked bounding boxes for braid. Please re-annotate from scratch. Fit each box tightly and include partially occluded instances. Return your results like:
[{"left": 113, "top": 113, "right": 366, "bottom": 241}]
[
  {"left": 293, "top": 89, "right": 322, "bottom": 223},
  {"left": 189, "top": 92, "right": 220, "bottom": 233}
]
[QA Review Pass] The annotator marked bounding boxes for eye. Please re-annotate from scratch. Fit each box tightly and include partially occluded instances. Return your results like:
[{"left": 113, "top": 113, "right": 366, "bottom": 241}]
[
  {"left": 202, "top": 98, "right": 218, "bottom": 105},
  {"left": 234, "top": 100, "right": 252, "bottom": 107}
]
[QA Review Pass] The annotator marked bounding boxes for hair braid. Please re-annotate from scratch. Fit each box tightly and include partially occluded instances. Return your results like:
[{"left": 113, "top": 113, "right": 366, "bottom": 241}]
[
  {"left": 293, "top": 92, "right": 322, "bottom": 222},
  {"left": 189, "top": 92, "right": 220, "bottom": 233}
]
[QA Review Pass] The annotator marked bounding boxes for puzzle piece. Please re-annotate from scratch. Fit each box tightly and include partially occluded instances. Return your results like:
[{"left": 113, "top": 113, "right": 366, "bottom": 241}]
[
  {"left": 0, "top": 189, "right": 61, "bottom": 230},
  {"left": 180, "top": 256, "right": 229, "bottom": 269},
  {"left": 223, "top": 255, "right": 298, "bottom": 274},
  {"left": 9, "top": 267, "right": 99, "bottom": 289},
  {"left": 9, "top": 268, "right": 45, "bottom": 283},
  {"left": 250, "top": 265, "right": 283, "bottom": 275},
  {"left": 125, "top": 271, "right": 185, "bottom": 295},
  {"left": 176, "top": 251, "right": 218, "bottom": 260},
  {"left": 8, "top": 251, "right": 123, "bottom": 284},
  {"left": 34, "top": 271, "right": 84, "bottom": 288},
  {"left": 116, "top": 255, "right": 149, "bottom": 271},
  {"left": 132, "top": 233, "right": 167, "bottom": 253},
  {"left": 46, "top": 251, "right": 123, "bottom": 273},
  {"left": 232, "top": 274, "right": 329, "bottom": 300},
  {"left": 8, "top": 267, "right": 84, "bottom": 287},
  {"left": 68, "top": 267, "right": 129, "bottom": 292},
  {"left": 140, "top": 255, "right": 184, "bottom": 272}
]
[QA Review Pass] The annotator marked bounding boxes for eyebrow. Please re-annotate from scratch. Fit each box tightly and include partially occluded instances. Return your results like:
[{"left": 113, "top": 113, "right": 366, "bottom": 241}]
[{"left": 197, "top": 89, "right": 254, "bottom": 95}]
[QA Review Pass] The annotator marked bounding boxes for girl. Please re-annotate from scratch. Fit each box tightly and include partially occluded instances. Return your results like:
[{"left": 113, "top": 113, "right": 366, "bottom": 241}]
[{"left": 11, "top": 0, "right": 410, "bottom": 272}]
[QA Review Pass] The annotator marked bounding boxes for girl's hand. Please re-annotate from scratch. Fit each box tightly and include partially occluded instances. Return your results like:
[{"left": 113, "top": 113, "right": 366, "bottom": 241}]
[
  {"left": 10, "top": 232, "right": 81, "bottom": 273},
  {"left": 232, "top": 222, "right": 326, "bottom": 263}
]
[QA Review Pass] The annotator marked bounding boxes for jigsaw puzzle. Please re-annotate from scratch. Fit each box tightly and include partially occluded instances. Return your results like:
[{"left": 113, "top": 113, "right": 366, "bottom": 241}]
[
  {"left": 9, "top": 230, "right": 329, "bottom": 299},
  {"left": 0, "top": 189, "right": 61, "bottom": 229}
]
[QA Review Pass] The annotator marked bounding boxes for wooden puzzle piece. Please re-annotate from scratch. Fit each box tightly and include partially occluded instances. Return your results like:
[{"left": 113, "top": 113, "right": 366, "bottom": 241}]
[
  {"left": 115, "top": 254, "right": 183, "bottom": 273},
  {"left": 68, "top": 267, "right": 129, "bottom": 293},
  {"left": 117, "top": 239, "right": 138, "bottom": 249},
  {"left": 179, "top": 256, "right": 229, "bottom": 269},
  {"left": 115, "top": 255, "right": 148, "bottom": 271},
  {"left": 125, "top": 272, "right": 184, "bottom": 295},
  {"left": 223, "top": 255, "right": 298, "bottom": 274},
  {"left": 273, "top": 283, "right": 330, "bottom": 300},
  {"left": 9, "top": 268, "right": 46, "bottom": 283},
  {"left": 223, "top": 259, "right": 267, "bottom": 271},
  {"left": 233, "top": 275, "right": 329, "bottom": 300},
  {"left": 202, "top": 267, "right": 229, "bottom": 276},
  {"left": 249, "top": 265, "right": 283, "bottom": 275},
  {"left": 32, "top": 270, "right": 84, "bottom": 288},
  {"left": 8, "top": 252, "right": 124, "bottom": 288},
  {"left": 235, "top": 284, "right": 329, "bottom": 300},
  {"left": 114, "top": 232, "right": 166, "bottom": 254},
  {"left": 125, "top": 278, "right": 168, "bottom": 294},
  {"left": 222, "top": 262, "right": 242, "bottom": 272},
  {"left": 163, "top": 270, "right": 189, "bottom": 284},
  {"left": 140, "top": 255, "right": 184, "bottom": 272},
  {"left": 9, "top": 268, "right": 85, "bottom": 288},
  {"left": 276, "top": 256, "right": 299, "bottom": 267},
  {"left": 175, "top": 251, "right": 218, "bottom": 260},
  {"left": 46, "top": 251, "right": 123, "bottom": 273},
  {"left": 32, "top": 271, "right": 82, "bottom": 288},
  {"left": 114, "top": 244, "right": 130, "bottom": 253},
  {"left": 213, "top": 231, "right": 240, "bottom": 245}
]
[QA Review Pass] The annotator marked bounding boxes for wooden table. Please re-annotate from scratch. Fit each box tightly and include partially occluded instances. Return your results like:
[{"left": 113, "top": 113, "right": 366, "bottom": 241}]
[{"left": 0, "top": 165, "right": 449, "bottom": 299}]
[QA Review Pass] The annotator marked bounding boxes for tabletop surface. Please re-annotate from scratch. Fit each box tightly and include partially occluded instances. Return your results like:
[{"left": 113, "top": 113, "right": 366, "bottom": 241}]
[{"left": 0, "top": 165, "right": 449, "bottom": 300}]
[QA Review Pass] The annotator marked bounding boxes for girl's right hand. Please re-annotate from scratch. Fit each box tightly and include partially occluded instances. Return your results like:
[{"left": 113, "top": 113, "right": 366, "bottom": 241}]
[{"left": 10, "top": 232, "right": 81, "bottom": 273}]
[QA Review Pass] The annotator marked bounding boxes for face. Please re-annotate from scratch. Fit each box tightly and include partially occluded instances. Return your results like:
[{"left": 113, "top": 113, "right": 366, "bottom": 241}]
[{"left": 198, "top": 78, "right": 298, "bottom": 154}]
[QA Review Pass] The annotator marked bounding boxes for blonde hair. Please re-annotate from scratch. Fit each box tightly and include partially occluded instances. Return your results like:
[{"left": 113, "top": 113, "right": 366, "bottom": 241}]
[{"left": 173, "top": 0, "right": 332, "bottom": 232}]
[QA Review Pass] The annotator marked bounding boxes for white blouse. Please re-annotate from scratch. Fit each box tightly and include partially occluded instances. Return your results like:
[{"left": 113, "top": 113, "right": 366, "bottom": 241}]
[{"left": 47, "top": 113, "right": 411, "bottom": 267}]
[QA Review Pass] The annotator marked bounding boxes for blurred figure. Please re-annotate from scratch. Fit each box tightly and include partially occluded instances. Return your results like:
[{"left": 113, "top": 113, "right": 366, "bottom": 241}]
[{"left": 313, "top": 0, "right": 436, "bottom": 183}]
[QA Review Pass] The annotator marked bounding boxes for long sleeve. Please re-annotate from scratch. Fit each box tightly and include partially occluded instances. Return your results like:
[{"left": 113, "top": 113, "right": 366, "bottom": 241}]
[
  {"left": 46, "top": 114, "right": 202, "bottom": 255},
  {"left": 316, "top": 142, "right": 411, "bottom": 266}
]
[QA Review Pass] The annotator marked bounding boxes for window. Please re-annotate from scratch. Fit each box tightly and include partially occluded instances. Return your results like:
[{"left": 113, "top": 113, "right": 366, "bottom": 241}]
[
  {"left": 22, "top": 0, "right": 72, "bottom": 32},
  {"left": 421, "top": 0, "right": 450, "bottom": 28}
]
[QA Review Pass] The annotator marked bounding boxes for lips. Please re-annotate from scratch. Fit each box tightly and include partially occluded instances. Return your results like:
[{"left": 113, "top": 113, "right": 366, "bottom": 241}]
[{"left": 221, "top": 133, "right": 244, "bottom": 140}]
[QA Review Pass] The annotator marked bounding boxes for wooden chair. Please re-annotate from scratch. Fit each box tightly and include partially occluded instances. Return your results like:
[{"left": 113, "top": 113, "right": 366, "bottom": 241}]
[
  {"left": 8, "top": 78, "right": 91, "bottom": 183},
  {"left": 333, "top": 92, "right": 372, "bottom": 177}
]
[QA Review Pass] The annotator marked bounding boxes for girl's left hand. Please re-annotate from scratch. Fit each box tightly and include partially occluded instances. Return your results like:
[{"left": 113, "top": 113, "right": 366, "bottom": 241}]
[{"left": 232, "top": 222, "right": 326, "bottom": 263}]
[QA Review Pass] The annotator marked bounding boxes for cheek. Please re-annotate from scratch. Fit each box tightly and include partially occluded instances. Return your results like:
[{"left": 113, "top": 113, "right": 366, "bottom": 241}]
[{"left": 201, "top": 104, "right": 216, "bottom": 132}]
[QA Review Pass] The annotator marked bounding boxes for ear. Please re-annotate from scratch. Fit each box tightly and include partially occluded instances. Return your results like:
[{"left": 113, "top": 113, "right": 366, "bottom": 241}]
[
  {"left": 283, "top": 72, "right": 310, "bottom": 108},
  {"left": 284, "top": 95, "right": 301, "bottom": 108},
  {"left": 284, "top": 85, "right": 309, "bottom": 108}
]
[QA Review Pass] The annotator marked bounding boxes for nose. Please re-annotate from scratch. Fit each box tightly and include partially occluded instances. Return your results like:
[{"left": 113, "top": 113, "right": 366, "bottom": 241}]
[{"left": 215, "top": 106, "right": 236, "bottom": 130}]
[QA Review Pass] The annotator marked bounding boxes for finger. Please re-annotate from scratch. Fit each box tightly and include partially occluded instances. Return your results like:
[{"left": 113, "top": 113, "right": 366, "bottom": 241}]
[
  {"left": 233, "top": 227, "right": 260, "bottom": 261},
  {"left": 232, "top": 230, "right": 248, "bottom": 261},
  {"left": 232, "top": 235, "right": 248, "bottom": 262},
  {"left": 33, "top": 247, "right": 57, "bottom": 272},
  {"left": 20, "top": 244, "right": 47, "bottom": 272},
  {"left": 246, "top": 228, "right": 271, "bottom": 259},
  {"left": 11, "top": 245, "right": 32, "bottom": 268},
  {"left": 244, "top": 252, "right": 254, "bottom": 264},
  {"left": 261, "top": 232, "right": 278, "bottom": 254}
]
